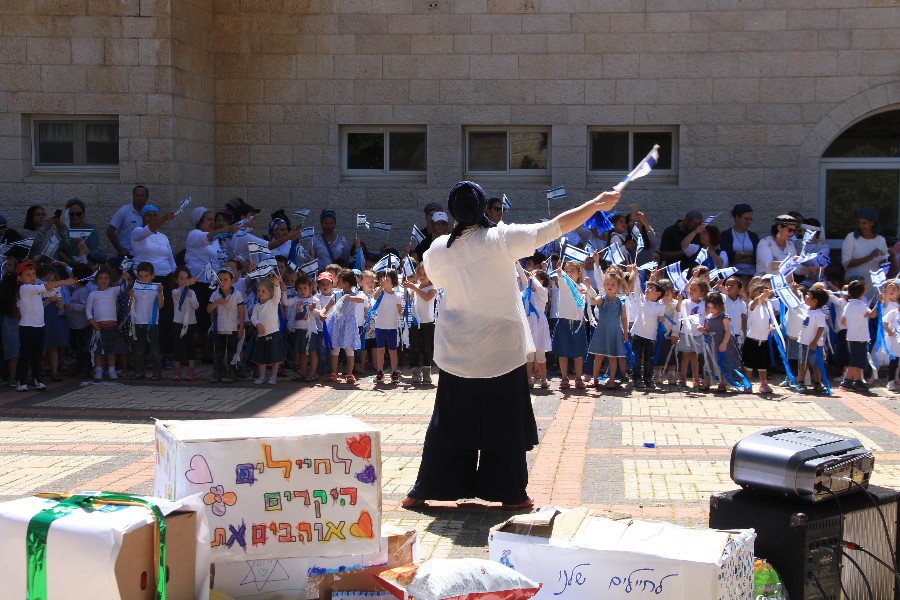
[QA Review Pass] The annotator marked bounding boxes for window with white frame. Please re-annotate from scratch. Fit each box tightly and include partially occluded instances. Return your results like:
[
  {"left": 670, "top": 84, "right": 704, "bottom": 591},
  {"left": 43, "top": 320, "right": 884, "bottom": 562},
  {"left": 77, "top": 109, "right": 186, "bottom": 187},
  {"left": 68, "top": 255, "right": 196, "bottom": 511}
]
[
  {"left": 32, "top": 117, "right": 119, "bottom": 172},
  {"left": 341, "top": 126, "right": 427, "bottom": 178},
  {"left": 588, "top": 126, "right": 678, "bottom": 185},
  {"left": 465, "top": 126, "right": 550, "bottom": 178}
]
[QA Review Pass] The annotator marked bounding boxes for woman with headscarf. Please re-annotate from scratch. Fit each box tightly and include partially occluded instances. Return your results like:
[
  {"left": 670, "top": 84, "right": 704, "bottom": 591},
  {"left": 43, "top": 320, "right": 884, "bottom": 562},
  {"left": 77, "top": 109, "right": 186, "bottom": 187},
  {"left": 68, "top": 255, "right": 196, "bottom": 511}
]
[
  {"left": 267, "top": 214, "right": 302, "bottom": 260},
  {"left": 720, "top": 204, "right": 759, "bottom": 282},
  {"left": 310, "top": 209, "right": 350, "bottom": 270},
  {"left": 842, "top": 207, "right": 889, "bottom": 287},
  {"left": 401, "top": 181, "right": 621, "bottom": 510},
  {"left": 756, "top": 214, "right": 801, "bottom": 276}
]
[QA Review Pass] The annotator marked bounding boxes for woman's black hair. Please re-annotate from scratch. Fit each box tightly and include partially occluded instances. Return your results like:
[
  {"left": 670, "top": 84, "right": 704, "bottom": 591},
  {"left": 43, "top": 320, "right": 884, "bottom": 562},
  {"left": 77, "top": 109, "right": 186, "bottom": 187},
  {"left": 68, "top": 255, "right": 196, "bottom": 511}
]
[
  {"left": 446, "top": 181, "right": 494, "bottom": 248},
  {"left": 23, "top": 205, "right": 44, "bottom": 231}
]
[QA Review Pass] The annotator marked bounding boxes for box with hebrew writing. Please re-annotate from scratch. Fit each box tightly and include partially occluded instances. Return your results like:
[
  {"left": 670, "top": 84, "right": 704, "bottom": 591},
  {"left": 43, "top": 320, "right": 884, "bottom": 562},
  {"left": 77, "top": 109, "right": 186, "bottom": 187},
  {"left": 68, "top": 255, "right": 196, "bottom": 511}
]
[
  {"left": 488, "top": 507, "right": 754, "bottom": 600},
  {"left": 0, "top": 493, "right": 209, "bottom": 600},
  {"left": 154, "top": 416, "right": 382, "bottom": 561}
]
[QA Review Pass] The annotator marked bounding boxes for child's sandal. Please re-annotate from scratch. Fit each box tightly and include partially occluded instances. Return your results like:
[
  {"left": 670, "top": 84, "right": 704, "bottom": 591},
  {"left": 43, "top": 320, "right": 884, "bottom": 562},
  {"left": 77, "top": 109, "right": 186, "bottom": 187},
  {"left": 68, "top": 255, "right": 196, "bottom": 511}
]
[
  {"left": 186, "top": 367, "right": 194, "bottom": 381},
  {"left": 559, "top": 378, "right": 570, "bottom": 390},
  {"left": 345, "top": 374, "right": 357, "bottom": 384},
  {"left": 304, "top": 374, "right": 318, "bottom": 383},
  {"left": 326, "top": 372, "right": 339, "bottom": 382}
]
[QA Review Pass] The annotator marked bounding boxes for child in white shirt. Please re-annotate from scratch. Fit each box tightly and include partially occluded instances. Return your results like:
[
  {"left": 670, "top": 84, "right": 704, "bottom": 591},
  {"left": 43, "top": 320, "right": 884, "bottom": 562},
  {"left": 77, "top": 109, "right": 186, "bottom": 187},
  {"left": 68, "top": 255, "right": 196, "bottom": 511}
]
[
  {"left": 250, "top": 275, "right": 283, "bottom": 384},
  {"left": 841, "top": 279, "right": 877, "bottom": 390},
  {"left": 629, "top": 271, "right": 666, "bottom": 389},
  {"left": 676, "top": 278, "right": 709, "bottom": 390},
  {"left": 207, "top": 267, "right": 245, "bottom": 384},
  {"left": 130, "top": 261, "right": 166, "bottom": 380},
  {"left": 87, "top": 267, "right": 129, "bottom": 382},
  {"left": 796, "top": 287, "right": 829, "bottom": 394},
  {"left": 372, "top": 269, "right": 403, "bottom": 383},
  {"left": 171, "top": 266, "right": 199, "bottom": 381}
]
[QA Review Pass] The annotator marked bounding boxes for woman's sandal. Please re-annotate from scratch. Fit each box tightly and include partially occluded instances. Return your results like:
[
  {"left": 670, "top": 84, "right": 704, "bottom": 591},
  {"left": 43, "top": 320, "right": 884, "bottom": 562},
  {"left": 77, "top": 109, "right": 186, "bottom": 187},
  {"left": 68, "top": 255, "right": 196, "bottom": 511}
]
[
  {"left": 501, "top": 497, "right": 535, "bottom": 511},
  {"left": 401, "top": 496, "right": 426, "bottom": 509}
]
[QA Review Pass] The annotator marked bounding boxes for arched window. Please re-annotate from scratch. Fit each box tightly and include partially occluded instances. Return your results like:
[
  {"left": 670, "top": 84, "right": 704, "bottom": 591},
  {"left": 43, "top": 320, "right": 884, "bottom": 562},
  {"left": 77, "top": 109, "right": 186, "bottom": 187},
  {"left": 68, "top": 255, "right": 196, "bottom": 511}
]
[{"left": 821, "top": 109, "right": 900, "bottom": 241}]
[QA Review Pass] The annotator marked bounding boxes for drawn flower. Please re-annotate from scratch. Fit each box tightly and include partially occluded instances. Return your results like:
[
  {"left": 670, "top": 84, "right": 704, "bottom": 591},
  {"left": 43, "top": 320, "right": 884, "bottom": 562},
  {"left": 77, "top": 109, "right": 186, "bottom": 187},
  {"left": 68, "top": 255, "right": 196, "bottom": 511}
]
[{"left": 203, "top": 484, "right": 238, "bottom": 516}]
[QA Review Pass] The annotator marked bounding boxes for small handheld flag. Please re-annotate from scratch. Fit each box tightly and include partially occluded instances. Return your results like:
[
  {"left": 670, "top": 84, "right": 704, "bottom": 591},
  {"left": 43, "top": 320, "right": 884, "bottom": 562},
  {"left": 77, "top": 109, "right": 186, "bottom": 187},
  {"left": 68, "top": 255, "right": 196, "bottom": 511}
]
[
  {"left": 774, "top": 285, "right": 802, "bottom": 310},
  {"left": 120, "top": 257, "right": 134, "bottom": 272},
  {"left": 778, "top": 256, "right": 798, "bottom": 277},
  {"left": 373, "top": 221, "right": 392, "bottom": 234},
  {"left": 613, "top": 144, "right": 659, "bottom": 192},
  {"left": 501, "top": 194, "right": 511, "bottom": 211},
  {"left": 583, "top": 210, "right": 614, "bottom": 234},
  {"left": 710, "top": 267, "right": 738, "bottom": 280},
  {"left": 356, "top": 214, "right": 370, "bottom": 230},
  {"left": 174, "top": 197, "right": 192, "bottom": 216},
  {"left": 666, "top": 261, "right": 689, "bottom": 292},
  {"left": 248, "top": 258, "right": 278, "bottom": 279},
  {"left": 637, "top": 261, "right": 658, "bottom": 271},
  {"left": 871, "top": 267, "right": 888, "bottom": 288},
  {"left": 132, "top": 281, "right": 161, "bottom": 292},
  {"left": 695, "top": 247, "right": 709, "bottom": 266},
  {"left": 300, "top": 226, "right": 314, "bottom": 240},
  {"left": 298, "top": 258, "right": 318, "bottom": 275},
  {"left": 546, "top": 186, "right": 566, "bottom": 217},
  {"left": 78, "top": 268, "right": 99, "bottom": 283},
  {"left": 373, "top": 253, "right": 400, "bottom": 273},
  {"left": 702, "top": 213, "right": 720, "bottom": 227},
  {"left": 603, "top": 242, "right": 627, "bottom": 266},
  {"left": 410, "top": 224, "right": 426, "bottom": 246},
  {"left": 293, "top": 208, "right": 311, "bottom": 220},
  {"left": 563, "top": 244, "right": 590, "bottom": 264},
  {"left": 234, "top": 215, "right": 254, "bottom": 228},
  {"left": 68, "top": 229, "right": 93, "bottom": 240},
  {"left": 632, "top": 225, "right": 644, "bottom": 257},
  {"left": 402, "top": 255, "right": 416, "bottom": 279}
]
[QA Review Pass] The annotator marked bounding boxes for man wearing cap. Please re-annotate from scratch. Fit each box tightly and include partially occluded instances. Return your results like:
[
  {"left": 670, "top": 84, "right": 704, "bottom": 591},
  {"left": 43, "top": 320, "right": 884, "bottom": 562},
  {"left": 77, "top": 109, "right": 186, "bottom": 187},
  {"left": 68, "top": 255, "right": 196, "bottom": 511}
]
[
  {"left": 107, "top": 185, "right": 149, "bottom": 257},
  {"left": 62, "top": 198, "right": 101, "bottom": 265},
  {"left": 659, "top": 209, "right": 703, "bottom": 267},
  {"left": 414, "top": 211, "right": 449, "bottom": 260},
  {"left": 402, "top": 180, "right": 620, "bottom": 510}
]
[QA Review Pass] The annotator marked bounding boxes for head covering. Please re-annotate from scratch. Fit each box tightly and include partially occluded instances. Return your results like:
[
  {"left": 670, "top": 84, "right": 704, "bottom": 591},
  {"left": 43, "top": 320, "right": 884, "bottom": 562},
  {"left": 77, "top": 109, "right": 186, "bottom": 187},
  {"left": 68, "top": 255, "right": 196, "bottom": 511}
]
[
  {"left": 226, "top": 197, "right": 260, "bottom": 215},
  {"left": 446, "top": 181, "right": 494, "bottom": 248},
  {"left": 216, "top": 266, "right": 235, "bottom": 279},
  {"left": 775, "top": 214, "right": 799, "bottom": 226},
  {"left": 320, "top": 209, "right": 337, "bottom": 222},
  {"left": 90, "top": 248, "right": 108, "bottom": 263},
  {"left": 731, "top": 203, "right": 753, "bottom": 218},
  {"left": 16, "top": 261, "right": 34, "bottom": 275},
  {"left": 432, "top": 211, "right": 449, "bottom": 223},
  {"left": 65, "top": 198, "right": 85, "bottom": 213},
  {"left": 190, "top": 207, "right": 210, "bottom": 228},
  {"left": 317, "top": 271, "right": 334, "bottom": 283},
  {"left": 423, "top": 202, "right": 443, "bottom": 216},
  {"left": 140, "top": 204, "right": 159, "bottom": 219},
  {"left": 216, "top": 208, "right": 235, "bottom": 223},
  {"left": 269, "top": 218, "right": 285, "bottom": 237},
  {"left": 0, "top": 214, "right": 7, "bottom": 227}
]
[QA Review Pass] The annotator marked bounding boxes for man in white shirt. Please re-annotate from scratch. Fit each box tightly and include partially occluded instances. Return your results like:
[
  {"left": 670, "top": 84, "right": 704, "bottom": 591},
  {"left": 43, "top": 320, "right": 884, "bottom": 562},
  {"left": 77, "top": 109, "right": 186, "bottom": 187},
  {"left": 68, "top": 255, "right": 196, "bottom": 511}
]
[{"left": 107, "top": 185, "right": 149, "bottom": 257}]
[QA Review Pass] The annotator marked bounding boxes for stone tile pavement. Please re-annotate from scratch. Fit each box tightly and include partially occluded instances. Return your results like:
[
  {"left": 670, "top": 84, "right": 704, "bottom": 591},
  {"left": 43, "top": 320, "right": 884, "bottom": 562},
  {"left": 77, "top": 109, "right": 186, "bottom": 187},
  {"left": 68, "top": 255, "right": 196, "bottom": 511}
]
[{"left": 4, "top": 368, "right": 900, "bottom": 561}]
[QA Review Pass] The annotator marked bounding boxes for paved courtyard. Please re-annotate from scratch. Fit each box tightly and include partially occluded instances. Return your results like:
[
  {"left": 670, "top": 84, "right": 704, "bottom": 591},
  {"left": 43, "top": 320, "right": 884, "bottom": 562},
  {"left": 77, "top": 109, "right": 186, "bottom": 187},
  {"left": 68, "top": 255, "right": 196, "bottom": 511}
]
[{"left": 3, "top": 369, "right": 900, "bottom": 560}]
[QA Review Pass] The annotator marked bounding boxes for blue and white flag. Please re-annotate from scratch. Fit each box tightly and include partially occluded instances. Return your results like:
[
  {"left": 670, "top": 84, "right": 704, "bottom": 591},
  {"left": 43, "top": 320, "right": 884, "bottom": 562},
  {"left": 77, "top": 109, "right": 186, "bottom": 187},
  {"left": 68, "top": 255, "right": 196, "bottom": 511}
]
[
  {"left": 637, "top": 261, "right": 658, "bottom": 271},
  {"left": 777, "top": 255, "right": 798, "bottom": 277},
  {"left": 402, "top": 255, "right": 416, "bottom": 279},
  {"left": 814, "top": 249, "right": 831, "bottom": 268},
  {"left": 774, "top": 285, "right": 802, "bottom": 310},
  {"left": 603, "top": 242, "right": 627, "bottom": 266},
  {"left": 298, "top": 258, "right": 318, "bottom": 276},
  {"left": 234, "top": 215, "right": 254, "bottom": 229},
  {"left": 632, "top": 225, "right": 644, "bottom": 257},
  {"left": 546, "top": 186, "right": 567, "bottom": 201},
  {"left": 410, "top": 224, "right": 426, "bottom": 246},
  {"left": 766, "top": 273, "right": 789, "bottom": 290},
  {"left": 563, "top": 244, "right": 590, "bottom": 264},
  {"left": 300, "top": 226, "right": 314, "bottom": 240},
  {"left": 710, "top": 267, "right": 738, "bottom": 280},
  {"left": 68, "top": 228, "right": 93, "bottom": 240},
  {"left": 695, "top": 247, "right": 709, "bottom": 266},
  {"left": 373, "top": 221, "right": 392, "bottom": 234},
  {"left": 801, "top": 227, "right": 817, "bottom": 245},
  {"left": 871, "top": 267, "right": 888, "bottom": 288},
  {"left": 293, "top": 208, "right": 310, "bottom": 220},
  {"left": 501, "top": 194, "right": 512, "bottom": 211},
  {"left": 77, "top": 268, "right": 99, "bottom": 283},
  {"left": 613, "top": 144, "right": 659, "bottom": 192},
  {"left": 174, "top": 197, "right": 192, "bottom": 216},
  {"left": 666, "top": 261, "right": 689, "bottom": 292},
  {"left": 356, "top": 214, "right": 370, "bottom": 230},
  {"left": 702, "top": 213, "right": 720, "bottom": 227},
  {"left": 373, "top": 253, "right": 400, "bottom": 273},
  {"left": 132, "top": 281, "right": 161, "bottom": 292},
  {"left": 248, "top": 258, "right": 278, "bottom": 279},
  {"left": 120, "top": 257, "right": 134, "bottom": 272},
  {"left": 248, "top": 241, "right": 273, "bottom": 265},
  {"left": 11, "top": 238, "right": 33, "bottom": 249}
]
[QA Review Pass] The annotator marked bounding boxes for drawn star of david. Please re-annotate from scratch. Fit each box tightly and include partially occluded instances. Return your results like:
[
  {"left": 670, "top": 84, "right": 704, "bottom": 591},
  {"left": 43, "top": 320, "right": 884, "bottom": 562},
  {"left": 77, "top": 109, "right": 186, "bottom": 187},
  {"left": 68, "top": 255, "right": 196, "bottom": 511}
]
[{"left": 241, "top": 559, "right": 289, "bottom": 592}]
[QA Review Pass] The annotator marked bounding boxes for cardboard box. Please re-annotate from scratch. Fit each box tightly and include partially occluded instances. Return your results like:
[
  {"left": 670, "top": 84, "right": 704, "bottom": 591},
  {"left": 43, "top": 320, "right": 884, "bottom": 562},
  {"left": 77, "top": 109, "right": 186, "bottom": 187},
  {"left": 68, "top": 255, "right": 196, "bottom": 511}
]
[
  {"left": 488, "top": 507, "right": 755, "bottom": 600},
  {"left": 0, "top": 494, "right": 210, "bottom": 600},
  {"left": 208, "top": 524, "right": 418, "bottom": 600},
  {"left": 154, "top": 416, "right": 382, "bottom": 562}
]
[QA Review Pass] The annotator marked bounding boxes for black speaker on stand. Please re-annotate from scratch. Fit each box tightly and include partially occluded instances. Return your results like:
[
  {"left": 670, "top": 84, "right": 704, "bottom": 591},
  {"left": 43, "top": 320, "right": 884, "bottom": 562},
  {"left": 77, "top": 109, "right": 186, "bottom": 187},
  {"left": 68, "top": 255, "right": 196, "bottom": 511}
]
[{"left": 709, "top": 485, "right": 899, "bottom": 600}]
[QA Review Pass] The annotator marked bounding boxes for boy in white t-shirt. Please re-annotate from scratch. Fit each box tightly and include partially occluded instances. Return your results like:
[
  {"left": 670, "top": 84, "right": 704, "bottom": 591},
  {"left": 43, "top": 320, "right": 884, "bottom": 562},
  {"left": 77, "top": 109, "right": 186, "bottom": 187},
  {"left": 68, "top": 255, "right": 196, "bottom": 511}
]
[
  {"left": 130, "top": 261, "right": 166, "bottom": 380},
  {"left": 841, "top": 279, "right": 877, "bottom": 391},
  {"left": 372, "top": 269, "right": 403, "bottom": 383},
  {"left": 629, "top": 275, "right": 666, "bottom": 389},
  {"left": 796, "top": 287, "right": 829, "bottom": 394},
  {"left": 722, "top": 276, "right": 747, "bottom": 342}
]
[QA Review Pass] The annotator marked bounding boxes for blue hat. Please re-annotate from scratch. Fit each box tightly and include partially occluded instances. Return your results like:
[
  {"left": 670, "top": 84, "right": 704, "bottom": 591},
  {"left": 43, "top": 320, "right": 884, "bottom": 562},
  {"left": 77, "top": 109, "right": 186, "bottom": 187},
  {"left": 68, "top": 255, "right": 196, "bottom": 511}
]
[{"left": 141, "top": 204, "right": 159, "bottom": 219}]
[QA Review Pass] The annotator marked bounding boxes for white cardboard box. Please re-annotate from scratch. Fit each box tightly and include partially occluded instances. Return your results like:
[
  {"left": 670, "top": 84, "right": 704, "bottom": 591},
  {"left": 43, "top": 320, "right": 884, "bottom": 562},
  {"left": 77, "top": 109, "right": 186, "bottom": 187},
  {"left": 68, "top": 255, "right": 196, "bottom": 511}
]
[
  {"left": 0, "top": 494, "right": 210, "bottom": 600},
  {"left": 488, "top": 507, "right": 755, "bottom": 600},
  {"left": 154, "top": 416, "right": 382, "bottom": 562}
]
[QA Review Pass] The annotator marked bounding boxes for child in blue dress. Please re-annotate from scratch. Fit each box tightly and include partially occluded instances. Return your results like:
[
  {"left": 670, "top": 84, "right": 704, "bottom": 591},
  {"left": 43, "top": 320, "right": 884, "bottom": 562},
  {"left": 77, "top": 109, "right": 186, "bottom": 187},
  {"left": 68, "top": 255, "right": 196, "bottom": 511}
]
[
  {"left": 320, "top": 269, "right": 365, "bottom": 383},
  {"left": 588, "top": 266, "right": 628, "bottom": 389},
  {"left": 551, "top": 260, "right": 588, "bottom": 389}
]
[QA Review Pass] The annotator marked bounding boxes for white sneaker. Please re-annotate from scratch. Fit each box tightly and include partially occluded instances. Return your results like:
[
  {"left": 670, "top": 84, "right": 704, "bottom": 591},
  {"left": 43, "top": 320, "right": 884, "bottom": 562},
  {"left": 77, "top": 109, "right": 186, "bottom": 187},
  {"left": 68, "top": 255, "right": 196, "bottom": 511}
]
[
  {"left": 107, "top": 369, "right": 118, "bottom": 380},
  {"left": 254, "top": 377, "right": 265, "bottom": 385},
  {"left": 889, "top": 381, "right": 898, "bottom": 392},
  {"left": 93, "top": 368, "right": 103, "bottom": 381},
  {"left": 267, "top": 377, "right": 277, "bottom": 385},
  {"left": 32, "top": 380, "right": 47, "bottom": 391},
  {"left": 16, "top": 382, "right": 28, "bottom": 392}
]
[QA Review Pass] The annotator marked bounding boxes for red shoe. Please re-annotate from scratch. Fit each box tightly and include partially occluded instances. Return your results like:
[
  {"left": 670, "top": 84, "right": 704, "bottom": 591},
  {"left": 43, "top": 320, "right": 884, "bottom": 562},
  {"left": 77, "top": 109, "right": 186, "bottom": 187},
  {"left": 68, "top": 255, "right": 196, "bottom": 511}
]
[
  {"left": 501, "top": 497, "right": 535, "bottom": 511},
  {"left": 345, "top": 374, "right": 357, "bottom": 384}
]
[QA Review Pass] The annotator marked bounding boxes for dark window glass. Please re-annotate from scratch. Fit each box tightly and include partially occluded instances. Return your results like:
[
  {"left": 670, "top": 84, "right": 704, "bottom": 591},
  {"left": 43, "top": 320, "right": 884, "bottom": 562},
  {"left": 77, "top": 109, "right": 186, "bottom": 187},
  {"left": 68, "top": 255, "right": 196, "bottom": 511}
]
[
  {"left": 389, "top": 131, "right": 426, "bottom": 171},
  {"left": 590, "top": 131, "right": 628, "bottom": 170},
  {"left": 37, "top": 123, "right": 74, "bottom": 164},
  {"left": 510, "top": 132, "right": 548, "bottom": 170},
  {"left": 469, "top": 132, "right": 507, "bottom": 171},
  {"left": 823, "top": 110, "right": 900, "bottom": 158},
  {"left": 85, "top": 123, "right": 119, "bottom": 164},
  {"left": 825, "top": 169, "right": 900, "bottom": 239},
  {"left": 633, "top": 132, "right": 672, "bottom": 169},
  {"left": 347, "top": 132, "right": 385, "bottom": 170}
]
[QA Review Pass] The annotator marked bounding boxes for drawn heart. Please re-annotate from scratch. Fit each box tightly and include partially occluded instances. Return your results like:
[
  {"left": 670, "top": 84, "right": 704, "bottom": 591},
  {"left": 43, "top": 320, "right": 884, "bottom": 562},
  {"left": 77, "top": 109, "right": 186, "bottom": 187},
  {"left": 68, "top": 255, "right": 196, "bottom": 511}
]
[
  {"left": 346, "top": 434, "right": 372, "bottom": 460},
  {"left": 349, "top": 510, "right": 374, "bottom": 539},
  {"left": 185, "top": 454, "right": 214, "bottom": 485}
]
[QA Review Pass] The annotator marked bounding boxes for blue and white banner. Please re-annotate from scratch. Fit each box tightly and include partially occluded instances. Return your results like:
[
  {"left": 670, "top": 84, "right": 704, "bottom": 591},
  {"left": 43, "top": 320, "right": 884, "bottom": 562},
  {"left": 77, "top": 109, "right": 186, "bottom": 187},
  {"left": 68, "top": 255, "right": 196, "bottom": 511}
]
[
  {"left": 373, "top": 253, "right": 400, "bottom": 273},
  {"left": 298, "top": 258, "right": 318, "bottom": 275},
  {"left": 373, "top": 221, "right": 392, "bottom": 234},
  {"left": 603, "top": 242, "right": 627, "bottom": 266},
  {"left": 174, "top": 197, "right": 192, "bottom": 216},
  {"left": 632, "top": 225, "right": 644, "bottom": 256},
  {"left": 501, "top": 193, "right": 511, "bottom": 211},
  {"left": 402, "top": 255, "right": 416, "bottom": 279},
  {"left": 546, "top": 186, "right": 567, "bottom": 201},
  {"left": 563, "top": 244, "right": 590, "bottom": 264},
  {"left": 133, "top": 281, "right": 161, "bottom": 292},
  {"left": 293, "top": 208, "right": 311, "bottom": 220},
  {"left": 410, "top": 224, "right": 426, "bottom": 246},
  {"left": 702, "top": 213, "right": 720, "bottom": 227},
  {"left": 710, "top": 266, "right": 738, "bottom": 280},
  {"left": 774, "top": 285, "right": 802, "bottom": 310},
  {"left": 666, "top": 261, "right": 689, "bottom": 292},
  {"left": 300, "top": 226, "right": 314, "bottom": 240},
  {"left": 613, "top": 144, "right": 659, "bottom": 191},
  {"left": 356, "top": 214, "right": 370, "bottom": 230}
]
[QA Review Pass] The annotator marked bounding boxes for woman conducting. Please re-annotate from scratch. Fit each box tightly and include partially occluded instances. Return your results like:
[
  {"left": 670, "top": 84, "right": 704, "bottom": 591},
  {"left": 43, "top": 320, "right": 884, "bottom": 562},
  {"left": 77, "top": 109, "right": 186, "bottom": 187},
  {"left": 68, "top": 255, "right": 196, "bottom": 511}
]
[{"left": 402, "top": 181, "right": 620, "bottom": 510}]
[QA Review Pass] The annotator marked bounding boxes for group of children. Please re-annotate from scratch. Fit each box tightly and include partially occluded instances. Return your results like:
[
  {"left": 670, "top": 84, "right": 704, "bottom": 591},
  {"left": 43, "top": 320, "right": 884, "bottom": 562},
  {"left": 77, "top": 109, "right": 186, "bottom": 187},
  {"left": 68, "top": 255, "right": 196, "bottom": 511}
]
[
  {"left": 0, "top": 253, "right": 439, "bottom": 391},
  {"left": 517, "top": 251, "right": 897, "bottom": 395}
]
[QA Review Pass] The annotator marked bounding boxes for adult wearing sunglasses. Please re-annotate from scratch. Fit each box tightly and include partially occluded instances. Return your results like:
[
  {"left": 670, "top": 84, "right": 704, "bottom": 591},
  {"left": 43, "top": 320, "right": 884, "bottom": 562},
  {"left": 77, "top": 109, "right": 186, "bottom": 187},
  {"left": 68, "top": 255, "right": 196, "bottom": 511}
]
[
  {"left": 756, "top": 214, "right": 801, "bottom": 276},
  {"left": 486, "top": 197, "right": 504, "bottom": 225},
  {"left": 62, "top": 198, "right": 100, "bottom": 265},
  {"left": 842, "top": 207, "right": 889, "bottom": 288}
]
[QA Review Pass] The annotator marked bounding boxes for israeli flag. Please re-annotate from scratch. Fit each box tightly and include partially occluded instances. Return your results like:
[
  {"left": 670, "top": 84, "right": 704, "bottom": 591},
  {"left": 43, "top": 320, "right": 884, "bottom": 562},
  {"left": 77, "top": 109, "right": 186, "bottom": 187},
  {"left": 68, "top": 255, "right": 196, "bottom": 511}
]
[
  {"left": 710, "top": 267, "right": 738, "bottom": 280},
  {"left": 373, "top": 221, "right": 392, "bottom": 234},
  {"left": 402, "top": 255, "right": 416, "bottom": 279},
  {"left": 410, "top": 224, "right": 426, "bottom": 246},
  {"left": 774, "top": 285, "right": 803, "bottom": 310},
  {"left": 563, "top": 244, "right": 590, "bottom": 264},
  {"left": 373, "top": 253, "right": 400, "bottom": 273},
  {"left": 356, "top": 214, "right": 370, "bottom": 230},
  {"left": 702, "top": 213, "right": 720, "bottom": 227},
  {"left": 603, "top": 242, "right": 627, "bottom": 266},
  {"left": 248, "top": 258, "right": 278, "bottom": 279},
  {"left": 766, "top": 273, "right": 789, "bottom": 290},
  {"left": 120, "top": 257, "right": 134, "bottom": 272},
  {"left": 248, "top": 241, "right": 272, "bottom": 259},
  {"left": 300, "top": 226, "right": 314, "bottom": 240},
  {"left": 546, "top": 186, "right": 567, "bottom": 201},
  {"left": 777, "top": 255, "right": 798, "bottom": 277},
  {"left": 501, "top": 194, "right": 512, "bottom": 211},
  {"left": 695, "top": 247, "right": 709, "bottom": 265},
  {"left": 871, "top": 267, "right": 888, "bottom": 288},
  {"left": 298, "top": 258, "right": 318, "bottom": 275},
  {"left": 11, "top": 238, "right": 34, "bottom": 249},
  {"left": 632, "top": 225, "right": 644, "bottom": 256},
  {"left": 637, "top": 261, "right": 658, "bottom": 271},
  {"left": 133, "top": 281, "right": 161, "bottom": 292},
  {"left": 77, "top": 268, "right": 99, "bottom": 283},
  {"left": 814, "top": 249, "right": 831, "bottom": 268},
  {"left": 613, "top": 144, "right": 659, "bottom": 191},
  {"left": 666, "top": 261, "right": 689, "bottom": 292},
  {"left": 293, "top": 208, "right": 311, "bottom": 220},
  {"left": 801, "top": 228, "right": 817, "bottom": 245},
  {"left": 68, "top": 228, "right": 93, "bottom": 240},
  {"left": 174, "top": 197, "right": 192, "bottom": 216},
  {"left": 234, "top": 215, "right": 254, "bottom": 228}
]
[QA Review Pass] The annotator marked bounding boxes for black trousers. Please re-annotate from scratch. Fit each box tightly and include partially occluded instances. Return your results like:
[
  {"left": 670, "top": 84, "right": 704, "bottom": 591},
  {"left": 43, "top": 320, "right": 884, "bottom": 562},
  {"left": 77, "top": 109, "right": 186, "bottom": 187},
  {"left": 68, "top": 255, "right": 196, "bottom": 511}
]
[
  {"left": 191, "top": 282, "right": 213, "bottom": 357},
  {"left": 407, "top": 441, "right": 529, "bottom": 504},
  {"left": 70, "top": 325, "right": 93, "bottom": 374},
  {"left": 631, "top": 334, "right": 656, "bottom": 384},
  {"left": 154, "top": 274, "right": 174, "bottom": 355},
  {"left": 133, "top": 324, "right": 161, "bottom": 375},
  {"left": 407, "top": 322, "right": 435, "bottom": 368},
  {"left": 213, "top": 332, "right": 238, "bottom": 376},
  {"left": 16, "top": 326, "right": 44, "bottom": 384}
]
